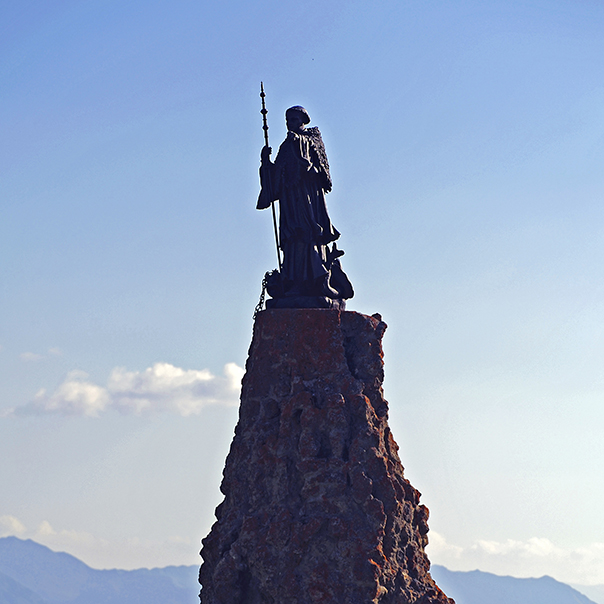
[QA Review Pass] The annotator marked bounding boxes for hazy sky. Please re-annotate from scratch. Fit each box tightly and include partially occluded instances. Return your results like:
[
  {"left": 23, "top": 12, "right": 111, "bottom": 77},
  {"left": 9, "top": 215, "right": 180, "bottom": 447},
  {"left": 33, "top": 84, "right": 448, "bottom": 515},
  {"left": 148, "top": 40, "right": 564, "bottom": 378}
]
[{"left": 2, "top": 0, "right": 604, "bottom": 586}]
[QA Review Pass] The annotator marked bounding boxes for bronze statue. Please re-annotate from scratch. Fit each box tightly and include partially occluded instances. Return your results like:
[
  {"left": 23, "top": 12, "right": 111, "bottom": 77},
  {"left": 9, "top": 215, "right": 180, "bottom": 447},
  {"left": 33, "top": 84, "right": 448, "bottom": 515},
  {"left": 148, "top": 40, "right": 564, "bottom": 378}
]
[{"left": 257, "top": 96, "right": 353, "bottom": 309}]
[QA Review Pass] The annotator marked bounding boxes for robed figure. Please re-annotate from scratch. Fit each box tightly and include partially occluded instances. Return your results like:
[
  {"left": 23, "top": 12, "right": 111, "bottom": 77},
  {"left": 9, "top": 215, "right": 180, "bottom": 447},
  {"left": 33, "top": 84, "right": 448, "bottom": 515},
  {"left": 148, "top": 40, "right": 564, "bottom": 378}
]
[{"left": 257, "top": 106, "right": 353, "bottom": 308}]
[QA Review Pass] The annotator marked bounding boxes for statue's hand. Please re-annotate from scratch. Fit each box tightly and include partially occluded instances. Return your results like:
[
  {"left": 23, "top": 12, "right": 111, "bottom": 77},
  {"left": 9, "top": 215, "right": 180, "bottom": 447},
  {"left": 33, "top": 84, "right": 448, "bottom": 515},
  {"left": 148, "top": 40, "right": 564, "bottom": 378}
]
[{"left": 261, "top": 145, "right": 272, "bottom": 161}]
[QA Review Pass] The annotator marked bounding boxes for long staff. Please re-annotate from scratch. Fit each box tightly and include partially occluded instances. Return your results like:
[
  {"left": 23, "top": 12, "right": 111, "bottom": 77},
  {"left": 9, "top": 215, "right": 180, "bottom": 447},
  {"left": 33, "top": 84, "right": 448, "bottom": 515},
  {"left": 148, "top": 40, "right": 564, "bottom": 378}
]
[{"left": 260, "top": 82, "right": 282, "bottom": 270}]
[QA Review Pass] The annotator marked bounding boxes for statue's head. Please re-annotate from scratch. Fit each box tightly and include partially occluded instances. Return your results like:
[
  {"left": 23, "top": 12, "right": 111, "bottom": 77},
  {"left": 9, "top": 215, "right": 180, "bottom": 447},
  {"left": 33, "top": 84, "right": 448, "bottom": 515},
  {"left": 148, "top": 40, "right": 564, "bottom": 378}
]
[{"left": 286, "top": 106, "right": 310, "bottom": 132}]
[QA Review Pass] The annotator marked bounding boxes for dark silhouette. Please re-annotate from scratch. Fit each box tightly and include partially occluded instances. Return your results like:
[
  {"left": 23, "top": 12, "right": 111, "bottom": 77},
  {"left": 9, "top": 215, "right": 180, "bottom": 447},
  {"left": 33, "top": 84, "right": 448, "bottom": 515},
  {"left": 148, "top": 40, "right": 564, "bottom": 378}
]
[{"left": 257, "top": 105, "right": 353, "bottom": 308}]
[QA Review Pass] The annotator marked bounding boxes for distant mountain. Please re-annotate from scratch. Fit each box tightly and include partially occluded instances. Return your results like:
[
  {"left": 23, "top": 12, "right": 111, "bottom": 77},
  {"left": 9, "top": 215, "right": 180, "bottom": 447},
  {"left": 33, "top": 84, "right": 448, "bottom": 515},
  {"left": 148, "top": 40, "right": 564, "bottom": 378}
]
[
  {"left": 0, "top": 536, "right": 601, "bottom": 604},
  {"left": 431, "top": 564, "right": 597, "bottom": 604},
  {"left": 0, "top": 537, "right": 198, "bottom": 604},
  {"left": 0, "top": 569, "right": 47, "bottom": 604},
  {"left": 572, "top": 584, "right": 604, "bottom": 604}
]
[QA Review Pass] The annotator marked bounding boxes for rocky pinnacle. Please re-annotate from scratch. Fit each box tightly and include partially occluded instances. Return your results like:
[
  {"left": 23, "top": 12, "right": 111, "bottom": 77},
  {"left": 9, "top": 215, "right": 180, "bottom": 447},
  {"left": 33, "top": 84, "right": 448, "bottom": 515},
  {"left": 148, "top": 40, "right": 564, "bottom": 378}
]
[{"left": 199, "top": 309, "right": 454, "bottom": 604}]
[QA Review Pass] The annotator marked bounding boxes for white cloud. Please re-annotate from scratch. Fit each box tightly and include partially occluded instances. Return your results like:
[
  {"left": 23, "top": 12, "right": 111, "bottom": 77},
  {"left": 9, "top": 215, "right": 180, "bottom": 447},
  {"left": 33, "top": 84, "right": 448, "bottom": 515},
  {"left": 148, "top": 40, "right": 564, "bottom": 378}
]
[
  {"left": 6, "top": 362, "right": 244, "bottom": 418},
  {"left": 20, "top": 352, "right": 45, "bottom": 362},
  {"left": 37, "top": 520, "right": 57, "bottom": 536},
  {"left": 107, "top": 362, "right": 243, "bottom": 415},
  {"left": 427, "top": 530, "right": 463, "bottom": 558},
  {"left": 0, "top": 515, "right": 26, "bottom": 536},
  {"left": 23, "top": 370, "right": 111, "bottom": 417},
  {"left": 19, "top": 347, "right": 62, "bottom": 361},
  {"left": 474, "top": 536, "right": 559, "bottom": 557},
  {"left": 427, "top": 532, "right": 604, "bottom": 585}
]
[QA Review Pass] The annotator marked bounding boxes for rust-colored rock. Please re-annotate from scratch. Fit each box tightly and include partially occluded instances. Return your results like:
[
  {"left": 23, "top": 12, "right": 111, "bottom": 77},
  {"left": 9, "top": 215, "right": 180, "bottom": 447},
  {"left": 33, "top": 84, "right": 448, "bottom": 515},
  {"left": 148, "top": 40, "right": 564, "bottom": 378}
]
[{"left": 199, "top": 309, "right": 453, "bottom": 604}]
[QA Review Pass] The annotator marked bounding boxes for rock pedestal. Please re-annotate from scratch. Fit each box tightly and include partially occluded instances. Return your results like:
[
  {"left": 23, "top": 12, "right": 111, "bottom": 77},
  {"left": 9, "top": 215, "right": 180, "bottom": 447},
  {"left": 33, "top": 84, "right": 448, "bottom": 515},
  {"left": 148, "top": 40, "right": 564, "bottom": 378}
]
[{"left": 199, "top": 310, "right": 453, "bottom": 604}]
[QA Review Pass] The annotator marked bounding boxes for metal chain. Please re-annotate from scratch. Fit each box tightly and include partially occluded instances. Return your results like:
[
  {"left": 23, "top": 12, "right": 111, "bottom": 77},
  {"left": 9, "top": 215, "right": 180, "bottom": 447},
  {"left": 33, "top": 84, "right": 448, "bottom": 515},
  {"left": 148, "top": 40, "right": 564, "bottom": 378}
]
[{"left": 253, "top": 272, "right": 269, "bottom": 319}]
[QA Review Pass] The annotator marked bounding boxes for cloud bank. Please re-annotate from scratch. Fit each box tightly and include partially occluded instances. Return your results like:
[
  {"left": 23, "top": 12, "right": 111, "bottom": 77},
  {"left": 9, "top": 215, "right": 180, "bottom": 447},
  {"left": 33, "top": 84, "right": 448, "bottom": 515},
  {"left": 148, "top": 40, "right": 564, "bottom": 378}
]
[
  {"left": 427, "top": 532, "right": 604, "bottom": 585},
  {"left": 6, "top": 362, "right": 244, "bottom": 417}
]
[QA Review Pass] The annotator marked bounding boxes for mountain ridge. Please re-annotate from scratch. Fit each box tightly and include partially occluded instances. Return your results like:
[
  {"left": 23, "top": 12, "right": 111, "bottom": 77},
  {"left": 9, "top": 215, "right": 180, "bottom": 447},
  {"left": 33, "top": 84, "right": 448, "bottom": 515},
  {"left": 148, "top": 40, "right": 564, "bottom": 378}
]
[
  {"left": 0, "top": 537, "right": 198, "bottom": 604},
  {"left": 431, "top": 564, "right": 598, "bottom": 604}
]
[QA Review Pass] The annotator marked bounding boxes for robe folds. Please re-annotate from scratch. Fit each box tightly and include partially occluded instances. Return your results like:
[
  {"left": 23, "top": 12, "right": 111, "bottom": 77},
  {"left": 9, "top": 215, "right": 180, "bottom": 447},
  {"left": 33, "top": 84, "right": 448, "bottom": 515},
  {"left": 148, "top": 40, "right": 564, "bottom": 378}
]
[{"left": 258, "top": 127, "right": 340, "bottom": 285}]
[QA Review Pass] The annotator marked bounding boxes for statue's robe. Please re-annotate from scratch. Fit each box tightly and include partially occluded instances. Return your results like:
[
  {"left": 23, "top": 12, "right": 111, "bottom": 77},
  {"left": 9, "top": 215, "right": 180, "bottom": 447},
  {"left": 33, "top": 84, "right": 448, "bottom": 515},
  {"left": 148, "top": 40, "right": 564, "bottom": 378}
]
[{"left": 258, "top": 127, "right": 340, "bottom": 287}]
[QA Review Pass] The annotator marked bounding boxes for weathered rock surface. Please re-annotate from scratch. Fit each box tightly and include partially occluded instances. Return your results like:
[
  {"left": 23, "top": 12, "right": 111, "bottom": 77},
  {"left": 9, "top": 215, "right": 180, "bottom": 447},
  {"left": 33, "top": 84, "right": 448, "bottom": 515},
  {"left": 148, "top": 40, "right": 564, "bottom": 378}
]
[{"left": 199, "top": 309, "right": 453, "bottom": 604}]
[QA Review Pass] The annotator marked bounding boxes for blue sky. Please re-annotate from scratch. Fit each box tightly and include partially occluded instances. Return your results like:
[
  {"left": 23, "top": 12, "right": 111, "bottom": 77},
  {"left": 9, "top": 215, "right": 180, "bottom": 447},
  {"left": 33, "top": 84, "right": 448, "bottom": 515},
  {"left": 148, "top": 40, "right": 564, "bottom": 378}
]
[{"left": 2, "top": 0, "right": 604, "bottom": 586}]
